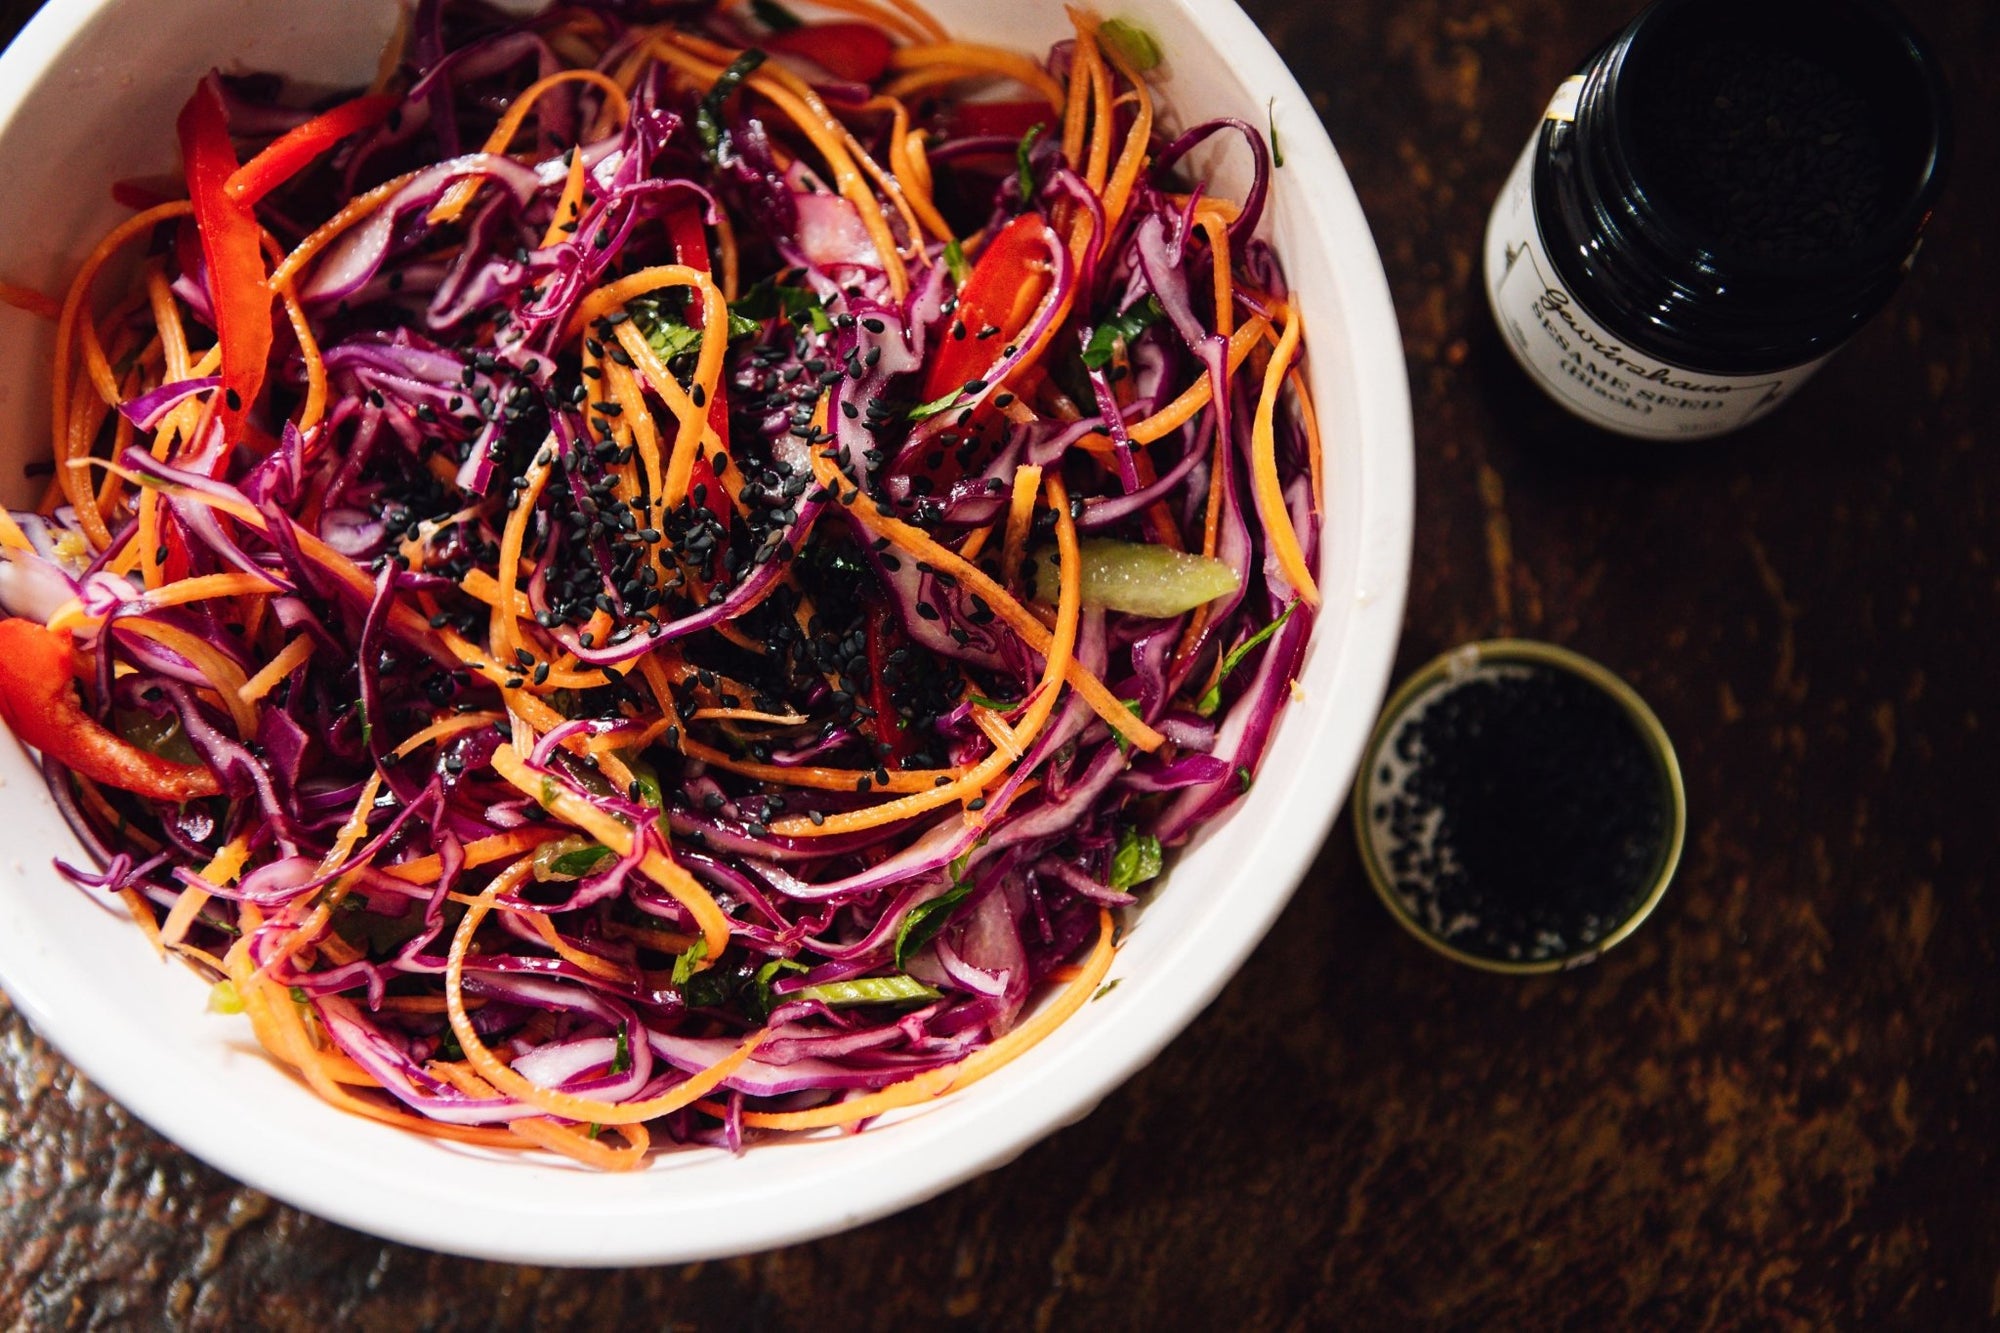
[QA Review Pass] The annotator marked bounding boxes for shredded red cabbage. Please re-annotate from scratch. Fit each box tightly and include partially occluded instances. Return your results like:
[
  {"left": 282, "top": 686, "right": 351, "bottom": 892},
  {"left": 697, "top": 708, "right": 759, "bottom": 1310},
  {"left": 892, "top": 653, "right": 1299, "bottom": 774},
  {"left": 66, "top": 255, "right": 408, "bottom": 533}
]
[{"left": 0, "top": 0, "right": 1321, "bottom": 1163}]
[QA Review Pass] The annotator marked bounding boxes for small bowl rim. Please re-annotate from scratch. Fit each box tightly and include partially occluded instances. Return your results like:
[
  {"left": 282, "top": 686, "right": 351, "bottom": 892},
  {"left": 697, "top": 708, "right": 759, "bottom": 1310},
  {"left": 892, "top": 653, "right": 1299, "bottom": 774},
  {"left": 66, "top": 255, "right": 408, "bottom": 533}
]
[{"left": 1350, "top": 638, "right": 1688, "bottom": 975}]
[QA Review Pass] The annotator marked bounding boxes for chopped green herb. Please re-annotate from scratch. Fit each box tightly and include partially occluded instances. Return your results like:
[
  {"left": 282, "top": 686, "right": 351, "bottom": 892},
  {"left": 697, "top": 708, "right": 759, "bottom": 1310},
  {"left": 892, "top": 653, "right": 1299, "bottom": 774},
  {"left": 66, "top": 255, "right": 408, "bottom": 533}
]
[
  {"left": 1198, "top": 599, "right": 1300, "bottom": 715},
  {"left": 533, "top": 837, "right": 615, "bottom": 882},
  {"left": 750, "top": 956, "right": 811, "bottom": 1017},
  {"left": 793, "top": 975, "right": 942, "bottom": 1008},
  {"left": 894, "top": 879, "right": 976, "bottom": 967},
  {"left": 1017, "top": 122, "right": 1047, "bottom": 201},
  {"left": 943, "top": 237, "right": 969, "bottom": 285},
  {"left": 1080, "top": 296, "right": 1164, "bottom": 371},
  {"left": 732, "top": 278, "right": 828, "bottom": 330},
  {"left": 696, "top": 50, "right": 767, "bottom": 154},
  {"left": 1112, "top": 698, "right": 1144, "bottom": 755},
  {"left": 1098, "top": 18, "right": 1163, "bottom": 72},
  {"left": 1092, "top": 978, "right": 1122, "bottom": 1002},
  {"left": 671, "top": 936, "right": 710, "bottom": 985},
  {"left": 966, "top": 692, "right": 1018, "bottom": 712},
  {"left": 1268, "top": 98, "right": 1285, "bottom": 168},
  {"left": 610, "top": 1024, "right": 631, "bottom": 1075},
  {"left": 1108, "top": 826, "right": 1163, "bottom": 890},
  {"left": 909, "top": 386, "right": 966, "bottom": 421}
]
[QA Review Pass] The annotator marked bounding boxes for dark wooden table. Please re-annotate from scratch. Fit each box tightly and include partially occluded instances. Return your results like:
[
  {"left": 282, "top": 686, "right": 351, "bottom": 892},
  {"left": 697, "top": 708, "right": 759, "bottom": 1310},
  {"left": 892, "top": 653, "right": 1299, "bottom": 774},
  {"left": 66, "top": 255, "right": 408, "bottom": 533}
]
[{"left": 3, "top": 0, "right": 1994, "bottom": 1327}]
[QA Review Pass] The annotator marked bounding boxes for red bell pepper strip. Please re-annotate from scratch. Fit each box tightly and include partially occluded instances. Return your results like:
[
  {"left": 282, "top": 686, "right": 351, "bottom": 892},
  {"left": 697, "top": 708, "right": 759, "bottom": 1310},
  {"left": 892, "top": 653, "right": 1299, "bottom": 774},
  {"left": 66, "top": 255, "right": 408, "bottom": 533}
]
[
  {"left": 920, "top": 212, "right": 1055, "bottom": 402},
  {"left": 0, "top": 619, "right": 221, "bottom": 802},
  {"left": 946, "top": 100, "right": 1053, "bottom": 141},
  {"left": 224, "top": 93, "right": 398, "bottom": 207},
  {"left": 764, "top": 22, "right": 895, "bottom": 84},
  {"left": 666, "top": 204, "right": 733, "bottom": 457},
  {"left": 688, "top": 454, "right": 730, "bottom": 530},
  {"left": 891, "top": 213, "right": 1056, "bottom": 496},
  {"left": 178, "top": 77, "right": 274, "bottom": 434},
  {"left": 864, "top": 603, "right": 910, "bottom": 762}
]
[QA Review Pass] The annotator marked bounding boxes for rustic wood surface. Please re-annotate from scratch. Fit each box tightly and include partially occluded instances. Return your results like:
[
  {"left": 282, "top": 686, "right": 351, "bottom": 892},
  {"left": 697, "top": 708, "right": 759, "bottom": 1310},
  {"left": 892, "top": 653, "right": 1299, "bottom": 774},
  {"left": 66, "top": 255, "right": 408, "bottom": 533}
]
[{"left": 2, "top": 0, "right": 1994, "bottom": 1327}]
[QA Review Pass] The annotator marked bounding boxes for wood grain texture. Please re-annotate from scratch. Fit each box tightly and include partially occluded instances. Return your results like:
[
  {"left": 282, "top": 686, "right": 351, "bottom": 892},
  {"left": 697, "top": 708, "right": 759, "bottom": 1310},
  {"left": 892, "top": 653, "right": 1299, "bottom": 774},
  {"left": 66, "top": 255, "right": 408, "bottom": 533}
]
[{"left": 2, "top": 0, "right": 1995, "bottom": 1327}]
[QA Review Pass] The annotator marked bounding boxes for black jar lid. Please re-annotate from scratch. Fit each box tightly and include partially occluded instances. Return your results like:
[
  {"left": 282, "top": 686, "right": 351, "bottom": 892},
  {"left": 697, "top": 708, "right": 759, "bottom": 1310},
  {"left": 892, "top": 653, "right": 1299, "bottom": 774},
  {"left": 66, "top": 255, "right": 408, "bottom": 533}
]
[
  {"left": 1536, "top": 0, "right": 1952, "bottom": 374},
  {"left": 1351, "top": 640, "right": 1686, "bottom": 974}
]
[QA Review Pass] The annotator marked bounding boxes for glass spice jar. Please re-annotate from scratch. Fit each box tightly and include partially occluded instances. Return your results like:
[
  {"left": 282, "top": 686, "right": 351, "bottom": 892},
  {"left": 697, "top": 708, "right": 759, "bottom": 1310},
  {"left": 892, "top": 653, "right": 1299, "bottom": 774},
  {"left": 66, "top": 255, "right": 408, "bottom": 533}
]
[{"left": 1482, "top": 0, "right": 1951, "bottom": 440}]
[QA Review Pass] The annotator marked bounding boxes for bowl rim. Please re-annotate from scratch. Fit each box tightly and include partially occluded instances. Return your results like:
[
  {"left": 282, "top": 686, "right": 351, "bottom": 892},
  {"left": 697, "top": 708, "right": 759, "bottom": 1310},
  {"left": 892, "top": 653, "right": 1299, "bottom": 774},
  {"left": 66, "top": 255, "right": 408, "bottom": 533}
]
[{"left": 0, "top": 0, "right": 1414, "bottom": 1264}]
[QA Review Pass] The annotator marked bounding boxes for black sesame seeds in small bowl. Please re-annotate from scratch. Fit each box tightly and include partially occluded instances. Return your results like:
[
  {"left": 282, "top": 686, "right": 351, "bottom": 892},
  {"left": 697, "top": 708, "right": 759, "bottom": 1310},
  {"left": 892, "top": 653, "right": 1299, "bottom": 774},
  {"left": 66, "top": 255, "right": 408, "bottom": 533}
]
[{"left": 1352, "top": 641, "right": 1686, "bottom": 974}]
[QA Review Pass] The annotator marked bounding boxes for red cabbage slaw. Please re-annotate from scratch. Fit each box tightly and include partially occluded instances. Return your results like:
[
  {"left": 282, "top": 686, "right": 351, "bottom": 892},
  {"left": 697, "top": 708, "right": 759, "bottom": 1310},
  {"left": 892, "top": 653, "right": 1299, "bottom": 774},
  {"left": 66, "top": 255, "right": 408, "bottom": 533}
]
[{"left": 0, "top": 0, "right": 1322, "bottom": 1166}]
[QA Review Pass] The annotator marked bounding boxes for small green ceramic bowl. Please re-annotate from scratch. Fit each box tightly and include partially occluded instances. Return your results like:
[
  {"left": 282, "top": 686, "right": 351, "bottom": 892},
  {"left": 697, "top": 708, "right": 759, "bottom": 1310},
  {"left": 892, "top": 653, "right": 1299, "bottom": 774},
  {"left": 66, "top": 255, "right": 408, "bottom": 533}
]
[{"left": 1351, "top": 639, "right": 1686, "bottom": 974}]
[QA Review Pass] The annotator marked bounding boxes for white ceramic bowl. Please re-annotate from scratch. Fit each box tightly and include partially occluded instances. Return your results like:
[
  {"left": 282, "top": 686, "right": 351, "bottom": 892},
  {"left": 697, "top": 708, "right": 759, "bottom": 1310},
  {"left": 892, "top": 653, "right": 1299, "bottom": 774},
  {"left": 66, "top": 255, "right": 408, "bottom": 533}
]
[{"left": 0, "top": 0, "right": 1410, "bottom": 1264}]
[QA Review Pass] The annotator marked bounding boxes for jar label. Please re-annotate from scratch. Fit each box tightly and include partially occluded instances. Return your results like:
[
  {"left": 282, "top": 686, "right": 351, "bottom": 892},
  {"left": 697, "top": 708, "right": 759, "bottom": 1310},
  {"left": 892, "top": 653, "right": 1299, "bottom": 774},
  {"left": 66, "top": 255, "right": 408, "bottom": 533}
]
[{"left": 1482, "top": 137, "right": 1831, "bottom": 439}]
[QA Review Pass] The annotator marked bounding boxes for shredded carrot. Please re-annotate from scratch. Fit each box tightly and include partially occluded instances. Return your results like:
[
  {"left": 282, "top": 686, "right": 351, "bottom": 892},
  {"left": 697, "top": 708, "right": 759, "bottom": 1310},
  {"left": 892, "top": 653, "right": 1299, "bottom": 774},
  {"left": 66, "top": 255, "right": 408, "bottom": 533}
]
[
  {"left": 114, "top": 620, "right": 258, "bottom": 737},
  {"left": 1250, "top": 307, "right": 1319, "bottom": 604},
  {"left": 519, "top": 911, "right": 641, "bottom": 985},
  {"left": 540, "top": 144, "right": 591, "bottom": 249},
  {"left": 1000, "top": 462, "right": 1042, "bottom": 593},
  {"left": 51, "top": 202, "right": 194, "bottom": 548},
  {"left": 489, "top": 743, "right": 731, "bottom": 961},
  {"left": 161, "top": 837, "right": 252, "bottom": 948},
  {"left": 741, "top": 908, "right": 1113, "bottom": 1129},
  {"left": 1127, "top": 318, "right": 1269, "bottom": 445},
  {"left": 429, "top": 69, "right": 632, "bottom": 227},
  {"left": 237, "top": 634, "right": 316, "bottom": 704},
  {"left": 809, "top": 447, "right": 1163, "bottom": 754},
  {"left": 886, "top": 44, "right": 1066, "bottom": 110},
  {"left": 680, "top": 736, "right": 959, "bottom": 794},
  {"left": 444, "top": 857, "right": 761, "bottom": 1124}
]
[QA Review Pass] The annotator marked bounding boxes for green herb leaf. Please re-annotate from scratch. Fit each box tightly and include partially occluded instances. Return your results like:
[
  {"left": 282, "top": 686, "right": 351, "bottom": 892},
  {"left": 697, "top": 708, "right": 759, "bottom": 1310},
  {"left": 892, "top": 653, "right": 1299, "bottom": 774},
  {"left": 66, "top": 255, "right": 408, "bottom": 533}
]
[
  {"left": 610, "top": 1024, "right": 631, "bottom": 1075},
  {"left": 750, "top": 0, "right": 803, "bottom": 31},
  {"left": 1092, "top": 978, "right": 1121, "bottom": 1002},
  {"left": 1112, "top": 698, "right": 1143, "bottom": 755},
  {"left": 732, "top": 278, "right": 827, "bottom": 329},
  {"left": 894, "top": 879, "right": 976, "bottom": 967},
  {"left": 1017, "top": 122, "right": 1047, "bottom": 201},
  {"left": 1098, "top": 18, "right": 1163, "bottom": 72},
  {"left": 1268, "top": 98, "right": 1285, "bottom": 168},
  {"left": 792, "top": 975, "right": 942, "bottom": 1008},
  {"left": 1108, "top": 826, "right": 1163, "bottom": 890},
  {"left": 544, "top": 842, "right": 616, "bottom": 880},
  {"left": 943, "top": 237, "right": 969, "bottom": 285},
  {"left": 750, "top": 956, "right": 811, "bottom": 1017},
  {"left": 966, "top": 693, "right": 1018, "bottom": 712},
  {"left": 697, "top": 49, "right": 768, "bottom": 154},
  {"left": 1080, "top": 296, "right": 1164, "bottom": 370},
  {"left": 671, "top": 936, "right": 710, "bottom": 986},
  {"left": 1197, "top": 599, "right": 1300, "bottom": 715},
  {"left": 908, "top": 386, "right": 966, "bottom": 422}
]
